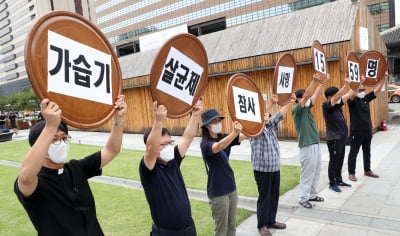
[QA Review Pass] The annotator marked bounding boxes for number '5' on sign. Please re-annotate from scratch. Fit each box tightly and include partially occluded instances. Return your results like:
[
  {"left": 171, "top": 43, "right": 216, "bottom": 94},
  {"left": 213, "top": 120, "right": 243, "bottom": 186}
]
[
  {"left": 313, "top": 48, "right": 326, "bottom": 74},
  {"left": 348, "top": 61, "right": 360, "bottom": 82},
  {"left": 276, "top": 66, "right": 294, "bottom": 94}
]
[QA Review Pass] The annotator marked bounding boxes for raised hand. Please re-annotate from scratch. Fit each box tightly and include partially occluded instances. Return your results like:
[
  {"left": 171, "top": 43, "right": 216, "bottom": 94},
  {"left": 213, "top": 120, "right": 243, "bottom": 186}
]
[
  {"left": 153, "top": 101, "right": 167, "bottom": 123},
  {"left": 113, "top": 95, "right": 127, "bottom": 120},
  {"left": 40, "top": 98, "right": 61, "bottom": 128},
  {"left": 232, "top": 121, "right": 242, "bottom": 135},
  {"left": 192, "top": 96, "right": 204, "bottom": 117}
]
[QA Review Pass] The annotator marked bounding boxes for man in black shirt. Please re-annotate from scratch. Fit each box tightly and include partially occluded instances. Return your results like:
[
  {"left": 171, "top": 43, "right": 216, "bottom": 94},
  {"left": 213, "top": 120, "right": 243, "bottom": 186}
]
[
  {"left": 140, "top": 97, "right": 203, "bottom": 235},
  {"left": 14, "top": 96, "right": 127, "bottom": 236},
  {"left": 346, "top": 72, "right": 387, "bottom": 182},
  {"left": 322, "top": 76, "right": 356, "bottom": 192}
]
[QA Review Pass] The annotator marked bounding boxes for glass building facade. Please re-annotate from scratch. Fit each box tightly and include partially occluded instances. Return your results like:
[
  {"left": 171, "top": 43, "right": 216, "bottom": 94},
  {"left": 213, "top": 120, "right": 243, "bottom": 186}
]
[
  {"left": 94, "top": 0, "right": 336, "bottom": 56},
  {"left": 94, "top": 0, "right": 395, "bottom": 57},
  {"left": 0, "top": 0, "right": 92, "bottom": 96},
  {"left": 0, "top": 0, "right": 395, "bottom": 96}
]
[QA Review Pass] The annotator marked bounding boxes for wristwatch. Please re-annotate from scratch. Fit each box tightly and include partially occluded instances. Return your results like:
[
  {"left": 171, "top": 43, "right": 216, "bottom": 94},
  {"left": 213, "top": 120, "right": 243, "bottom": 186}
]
[{"left": 114, "top": 121, "right": 123, "bottom": 127}]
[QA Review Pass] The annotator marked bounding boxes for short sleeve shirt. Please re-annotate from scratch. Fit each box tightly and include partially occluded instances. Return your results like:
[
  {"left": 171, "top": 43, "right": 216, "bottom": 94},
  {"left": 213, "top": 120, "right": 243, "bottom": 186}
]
[
  {"left": 322, "top": 100, "right": 348, "bottom": 140},
  {"left": 200, "top": 134, "right": 240, "bottom": 198},
  {"left": 14, "top": 152, "right": 103, "bottom": 236},
  {"left": 292, "top": 102, "right": 319, "bottom": 147},
  {"left": 347, "top": 91, "right": 376, "bottom": 131},
  {"left": 139, "top": 145, "right": 192, "bottom": 230},
  {"left": 250, "top": 112, "right": 284, "bottom": 172}
]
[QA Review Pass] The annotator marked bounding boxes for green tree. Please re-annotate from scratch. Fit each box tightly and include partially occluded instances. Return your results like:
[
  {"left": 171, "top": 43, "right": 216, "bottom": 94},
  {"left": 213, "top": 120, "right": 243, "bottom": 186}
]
[{"left": 0, "top": 88, "right": 39, "bottom": 112}]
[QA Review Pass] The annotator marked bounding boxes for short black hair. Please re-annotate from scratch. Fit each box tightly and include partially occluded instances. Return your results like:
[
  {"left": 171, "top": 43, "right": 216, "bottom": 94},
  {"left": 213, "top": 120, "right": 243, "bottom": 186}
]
[
  {"left": 28, "top": 120, "right": 69, "bottom": 146},
  {"left": 324, "top": 86, "right": 339, "bottom": 99},
  {"left": 143, "top": 127, "right": 170, "bottom": 144},
  {"left": 295, "top": 89, "right": 305, "bottom": 99}
]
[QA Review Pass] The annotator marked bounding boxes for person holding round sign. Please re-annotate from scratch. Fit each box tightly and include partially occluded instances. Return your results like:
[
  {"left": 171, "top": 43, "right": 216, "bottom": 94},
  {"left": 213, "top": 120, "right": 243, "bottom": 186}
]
[
  {"left": 346, "top": 71, "right": 387, "bottom": 182},
  {"left": 249, "top": 94, "right": 295, "bottom": 235},
  {"left": 322, "top": 75, "right": 359, "bottom": 193},
  {"left": 292, "top": 73, "right": 329, "bottom": 209},
  {"left": 200, "top": 108, "right": 247, "bottom": 236},
  {"left": 139, "top": 97, "right": 203, "bottom": 235},
  {"left": 14, "top": 95, "right": 127, "bottom": 236}
]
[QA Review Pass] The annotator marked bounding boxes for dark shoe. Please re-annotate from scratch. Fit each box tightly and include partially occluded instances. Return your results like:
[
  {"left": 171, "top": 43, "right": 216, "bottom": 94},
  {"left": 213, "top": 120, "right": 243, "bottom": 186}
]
[
  {"left": 349, "top": 174, "right": 357, "bottom": 182},
  {"left": 329, "top": 185, "right": 341, "bottom": 192},
  {"left": 309, "top": 196, "right": 324, "bottom": 202},
  {"left": 364, "top": 171, "right": 379, "bottom": 178},
  {"left": 337, "top": 181, "right": 352, "bottom": 187},
  {"left": 268, "top": 222, "right": 286, "bottom": 229},
  {"left": 259, "top": 226, "right": 272, "bottom": 236},
  {"left": 299, "top": 200, "right": 312, "bottom": 209}
]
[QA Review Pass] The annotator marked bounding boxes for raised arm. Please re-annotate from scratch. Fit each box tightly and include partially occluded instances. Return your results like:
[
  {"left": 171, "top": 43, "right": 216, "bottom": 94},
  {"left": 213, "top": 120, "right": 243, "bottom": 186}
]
[
  {"left": 310, "top": 73, "right": 330, "bottom": 105},
  {"left": 17, "top": 99, "right": 61, "bottom": 197},
  {"left": 265, "top": 94, "right": 277, "bottom": 114},
  {"left": 211, "top": 121, "right": 242, "bottom": 153},
  {"left": 299, "top": 74, "right": 319, "bottom": 107},
  {"left": 177, "top": 96, "right": 203, "bottom": 157},
  {"left": 374, "top": 71, "right": 388, "bottom": 95},
  {"left": 100, "top": 95, "right": 127, "bottom": 168},
  {"left": 331, "top": 76, "right": 351, "bottom": 104},
  {"left": 342, "top": 75, "right": 363, "bottom": 103},
  {"left": 279, "top": 93, "right": 296, "bottom": 115},
  {"left": 143, "top": 101, "right": 168, "bottom": 170}
]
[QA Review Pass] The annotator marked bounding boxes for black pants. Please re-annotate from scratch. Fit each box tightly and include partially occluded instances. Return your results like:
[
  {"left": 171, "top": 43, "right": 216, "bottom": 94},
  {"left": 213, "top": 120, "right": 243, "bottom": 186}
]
[
  {"left": 347, "top": 130, "right": 372, "bottom": 175},
  {"left": 150, "top": 221, "right": 196, "bottom": 236},
  {"left": 254, "top": 171, "right": 280, "bottom": 229},
  {"left": 327, "top": 139, "right": 346, "bottom": 185}
]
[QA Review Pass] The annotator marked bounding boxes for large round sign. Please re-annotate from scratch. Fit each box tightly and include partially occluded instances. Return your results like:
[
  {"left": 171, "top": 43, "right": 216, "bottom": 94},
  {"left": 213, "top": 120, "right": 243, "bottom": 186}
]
[
  {"left": 346, "top": 52, "right": 361, "bottom": 91},
  {"left": 25, "top": 11, "right": 122, "bottom": 129},
  {"left": 359, "top": 50, "right": 387, "bottom": 87},
  {"left": 150, "top": 33, "right": 208, "bottom": 118},
  {"left": 226, "top": 73, "right": 265, "bottom": 138},
  {"left": 273, "top": 52, "right": 297, "bottom": 106},
  {"left": 311, "top": 40, "right": 328, "bottom": 78}
]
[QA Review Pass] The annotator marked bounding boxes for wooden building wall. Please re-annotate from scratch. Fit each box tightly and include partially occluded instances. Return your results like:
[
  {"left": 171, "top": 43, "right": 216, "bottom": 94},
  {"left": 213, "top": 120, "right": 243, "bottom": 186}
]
[
  {"left": 105, "top": 48, "right": 387, "bottom": 139},
  {"left": 97, "top": 1, "right": 388, "bottom": 139}
]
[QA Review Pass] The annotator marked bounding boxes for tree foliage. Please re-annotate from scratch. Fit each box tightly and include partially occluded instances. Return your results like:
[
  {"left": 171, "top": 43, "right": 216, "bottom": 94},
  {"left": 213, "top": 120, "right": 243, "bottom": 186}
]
[{"left": 0, "top": 88, "right": 39, "bottom": 112}]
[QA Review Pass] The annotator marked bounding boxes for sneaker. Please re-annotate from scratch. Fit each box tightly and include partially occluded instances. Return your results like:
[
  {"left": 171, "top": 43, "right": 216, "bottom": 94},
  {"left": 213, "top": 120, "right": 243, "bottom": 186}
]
[
  {"left": 337, "top": 182, "right": 352, "bottom": 187},
  {"left": 329, "top": 184, "right": 341, "bottom": 192}
]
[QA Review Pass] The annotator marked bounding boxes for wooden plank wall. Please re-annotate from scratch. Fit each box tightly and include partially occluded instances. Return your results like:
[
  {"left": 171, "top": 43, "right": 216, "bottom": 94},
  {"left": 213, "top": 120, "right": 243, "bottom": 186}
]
[
  {"left": 97, "top": 44, "right": 388, "bottom": 139},
  {"left": 93, "top": 2, "right": 388, "bottom": 139}
]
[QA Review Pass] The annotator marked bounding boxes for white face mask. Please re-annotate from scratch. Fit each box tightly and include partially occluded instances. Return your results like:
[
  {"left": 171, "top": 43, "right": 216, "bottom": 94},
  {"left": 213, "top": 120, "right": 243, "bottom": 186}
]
[
  {"left": 357, "top": 92, "right": 365, "bottom": 99},
  {"left": 210, "top": 122, "right": 222, "bottom": 134},
  {"left": 159, "top": 145, "right": 174, "bottom": 162},
  {"left": 48, "top": 142, "right": 69, "bottom": 164}
]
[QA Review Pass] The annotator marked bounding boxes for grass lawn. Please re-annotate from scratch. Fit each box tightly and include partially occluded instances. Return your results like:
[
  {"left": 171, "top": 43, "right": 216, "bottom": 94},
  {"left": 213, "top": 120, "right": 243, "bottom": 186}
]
[{"left": 0, "top": 140, "right": 300, "bottom": 235}]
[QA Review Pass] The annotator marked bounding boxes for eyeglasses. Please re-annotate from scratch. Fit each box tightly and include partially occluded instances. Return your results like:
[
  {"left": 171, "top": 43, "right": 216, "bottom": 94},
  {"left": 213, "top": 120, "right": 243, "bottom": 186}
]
[
  {"left": 160, "top": 140, "right": 175, "bottom": 147},
  {"left": 52, "top": 135, "right": 71, "bottom": 145}
]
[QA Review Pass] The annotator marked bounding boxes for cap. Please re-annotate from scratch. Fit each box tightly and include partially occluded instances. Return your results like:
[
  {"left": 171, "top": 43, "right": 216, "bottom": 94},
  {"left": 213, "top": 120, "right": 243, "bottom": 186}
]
[{"left": 201, "top": 109, "right": 224, "bottom": 127}]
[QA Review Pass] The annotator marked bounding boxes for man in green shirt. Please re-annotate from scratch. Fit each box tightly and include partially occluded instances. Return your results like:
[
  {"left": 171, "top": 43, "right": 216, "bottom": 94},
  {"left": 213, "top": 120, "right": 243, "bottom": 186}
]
[{"left": 292, "top": 73, "right": 329, "bottom": 209}]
